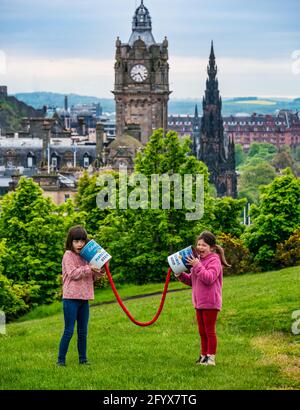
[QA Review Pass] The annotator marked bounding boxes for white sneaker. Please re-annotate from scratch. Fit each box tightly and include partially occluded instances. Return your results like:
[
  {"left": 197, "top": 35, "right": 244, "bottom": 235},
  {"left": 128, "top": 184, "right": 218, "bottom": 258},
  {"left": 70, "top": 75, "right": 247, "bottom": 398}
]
[
  {"left": 206, "top": 354, "right": 216, "bottom": 366},
  {"left": 196, "top": 355, "right": 208, "bottom": 365}
]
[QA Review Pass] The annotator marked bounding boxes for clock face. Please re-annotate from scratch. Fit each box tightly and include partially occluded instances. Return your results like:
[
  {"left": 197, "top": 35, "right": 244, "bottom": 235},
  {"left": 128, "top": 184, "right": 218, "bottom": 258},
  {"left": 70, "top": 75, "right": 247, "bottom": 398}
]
[{"left": 130, "top": 64, "right": 148, "bottom": 82}]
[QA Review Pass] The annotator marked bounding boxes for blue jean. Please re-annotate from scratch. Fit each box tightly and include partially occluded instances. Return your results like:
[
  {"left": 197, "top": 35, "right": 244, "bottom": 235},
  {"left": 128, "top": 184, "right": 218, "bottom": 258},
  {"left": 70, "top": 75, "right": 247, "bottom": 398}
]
[{"left": 58, "top": 299, "right": 89, "bottom": 364}]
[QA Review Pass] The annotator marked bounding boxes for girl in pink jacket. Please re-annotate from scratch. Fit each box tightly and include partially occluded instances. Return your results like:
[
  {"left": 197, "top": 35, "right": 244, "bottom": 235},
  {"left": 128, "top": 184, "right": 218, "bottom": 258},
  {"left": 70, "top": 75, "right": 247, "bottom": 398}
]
[{"left": 175, "top": 231, "right": 230, "bottom": 366}]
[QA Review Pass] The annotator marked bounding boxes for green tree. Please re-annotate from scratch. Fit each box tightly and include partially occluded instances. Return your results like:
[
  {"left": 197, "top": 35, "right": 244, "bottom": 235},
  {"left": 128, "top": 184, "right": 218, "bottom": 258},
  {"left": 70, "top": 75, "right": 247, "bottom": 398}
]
[
  {"left": 210, "top": 196, "right": 246, "bottom": 237},
  {"left": 94, "top": 129, "right": 213, "bottom": 284},
  {"left": 92, "top": 129, "right": 247, "bottom": 283},
  {"left": 271, "top": 149, "right": 300, "bottom": 177},
  {"left": 242, "top": 168, "right": 300, "bottom": 270},
  {"left": 242, "top": 142, "right": 277, "bottom": 169},
  {"left": 295, "top": 146, "right": 300, "bottom": 162},
  {"left": 238, "top": 162, "right": 277, "bottom": 204},
  {"left": 73, "top": 129, "right": 252, "bottom": 284},
  {"left": 235, "top": 144, "right": 246, "bottom": 167},
  {"left": 248, "top": 142, "right": 277, "bottom": 158},
  {"left": 0, "top": 177, "right": 85, "bottom": 306},
  {"left": 76, "top": 169, "right": 121, "bottom": 235}
]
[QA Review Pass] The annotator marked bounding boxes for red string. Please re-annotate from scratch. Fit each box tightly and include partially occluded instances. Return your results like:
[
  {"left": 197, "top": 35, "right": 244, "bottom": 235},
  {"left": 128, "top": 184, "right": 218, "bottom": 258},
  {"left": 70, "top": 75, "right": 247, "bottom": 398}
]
[{"left": 104, "top": 263, "right": 172, "bottom": 327}]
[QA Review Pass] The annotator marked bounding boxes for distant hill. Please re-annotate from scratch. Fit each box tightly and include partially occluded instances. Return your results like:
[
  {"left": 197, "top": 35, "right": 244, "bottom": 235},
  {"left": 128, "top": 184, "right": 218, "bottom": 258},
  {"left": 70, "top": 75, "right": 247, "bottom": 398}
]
[
  {"left": 0, "top": 95, "right": 44, "bottom": 133},
  {"left": 14, "top": 92, "right": 112, "bottom": 112},
  {"left": 229, "top": 97, "right": 258, "bottom": 102},
  {"left": 13, "top": 92, "right": 300, "bottom": 117}
]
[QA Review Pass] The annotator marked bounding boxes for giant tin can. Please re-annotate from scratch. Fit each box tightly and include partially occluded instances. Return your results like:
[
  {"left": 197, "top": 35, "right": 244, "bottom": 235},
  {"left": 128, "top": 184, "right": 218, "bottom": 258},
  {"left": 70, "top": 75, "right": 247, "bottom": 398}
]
[
  {"left": 80, "top": 239, "right": 112, "bottom": 268},
  {"left": 167, "top": 246, "right": 195, "bottom": 275}
]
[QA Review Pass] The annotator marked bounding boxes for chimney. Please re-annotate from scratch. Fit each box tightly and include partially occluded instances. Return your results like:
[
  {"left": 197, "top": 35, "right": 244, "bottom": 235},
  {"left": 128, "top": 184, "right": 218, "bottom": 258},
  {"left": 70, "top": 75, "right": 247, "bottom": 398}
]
[
  {"left": 96, "top": 122, "right": 105, "bottom": 158},
  {"left": 78, "top": 117, "right": 86, "bottom": 136}
]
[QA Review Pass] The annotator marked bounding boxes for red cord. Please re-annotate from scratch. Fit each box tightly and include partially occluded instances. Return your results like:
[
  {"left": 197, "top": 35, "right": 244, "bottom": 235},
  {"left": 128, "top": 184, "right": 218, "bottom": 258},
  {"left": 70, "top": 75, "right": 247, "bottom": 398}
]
[{"left": 104, "top": 263, "right": 172, "bottom": 327}]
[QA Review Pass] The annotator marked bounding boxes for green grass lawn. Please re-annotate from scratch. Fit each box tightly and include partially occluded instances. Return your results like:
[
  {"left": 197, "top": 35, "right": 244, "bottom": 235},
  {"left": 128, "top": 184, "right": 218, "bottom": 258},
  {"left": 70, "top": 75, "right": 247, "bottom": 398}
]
[{"left": 0, "top": 266, "right": 299, "bottom": 390}]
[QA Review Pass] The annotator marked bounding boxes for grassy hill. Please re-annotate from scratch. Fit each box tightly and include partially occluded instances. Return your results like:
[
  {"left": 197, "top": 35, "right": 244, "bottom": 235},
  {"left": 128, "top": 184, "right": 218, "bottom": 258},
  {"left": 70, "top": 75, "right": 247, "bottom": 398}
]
[
  {"left": 0, "top": 266, "right": 299, "bottom": 390},
  {"left": 0, "top": 96, "right": 44, "bottom": 133}
]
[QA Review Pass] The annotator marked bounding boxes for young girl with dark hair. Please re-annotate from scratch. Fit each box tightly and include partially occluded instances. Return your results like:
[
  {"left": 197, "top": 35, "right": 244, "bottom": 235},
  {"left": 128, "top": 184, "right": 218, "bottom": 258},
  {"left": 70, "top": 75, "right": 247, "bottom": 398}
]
[
  {"left": 175, "top": 230, "right": 230, "bottom": 366},
  {"left": 57, "top": 225, "right": 105, "bottom": 366}
]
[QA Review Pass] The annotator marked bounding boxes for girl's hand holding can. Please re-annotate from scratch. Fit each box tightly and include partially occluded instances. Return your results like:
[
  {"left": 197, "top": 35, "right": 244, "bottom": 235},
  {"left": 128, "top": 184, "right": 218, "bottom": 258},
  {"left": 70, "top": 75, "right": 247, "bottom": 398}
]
[
  {"left": 91, "top": 266, "right": 105, "bottom": 276},
  {"left": 186, "top": 255, "right": 200, "bottom": 267}
]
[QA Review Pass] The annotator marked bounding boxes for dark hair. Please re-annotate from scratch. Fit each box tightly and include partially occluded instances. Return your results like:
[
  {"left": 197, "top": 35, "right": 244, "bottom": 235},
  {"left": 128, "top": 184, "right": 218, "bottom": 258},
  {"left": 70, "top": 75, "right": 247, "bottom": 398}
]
[
  {"left": 65, "top": 225, "right": 89, "bottom": 252},
  {"left": 196, "top": 230, "right": 231, "bottom": 267}
]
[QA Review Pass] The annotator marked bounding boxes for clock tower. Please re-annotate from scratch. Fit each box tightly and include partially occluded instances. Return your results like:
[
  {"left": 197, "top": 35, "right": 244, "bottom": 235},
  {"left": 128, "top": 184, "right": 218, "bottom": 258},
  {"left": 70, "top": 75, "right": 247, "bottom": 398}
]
[{"left": 113, "top": 1, "right": 171, "bottom": 144}]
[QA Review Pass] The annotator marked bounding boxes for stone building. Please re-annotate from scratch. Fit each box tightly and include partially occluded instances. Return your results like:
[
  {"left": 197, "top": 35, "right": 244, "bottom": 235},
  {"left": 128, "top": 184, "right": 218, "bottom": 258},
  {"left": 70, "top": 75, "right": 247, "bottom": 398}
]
[
  {"left": 223, "top": 110, "right": 300, "bottom": 152},
  {"left": 113, "top": 0, "right": 171, "bottom": 144},
  {"left": 5, "top": 172, "right": 77, "bottom": 205},
  {"left": 196, "top": 42, "right": 237, "bottom": 198},
  {"left": 0, "top": 137, "right": 98, "bottom": 171},
  {"left": 168, "top": 105, "right": 201, "bottom": 156}
]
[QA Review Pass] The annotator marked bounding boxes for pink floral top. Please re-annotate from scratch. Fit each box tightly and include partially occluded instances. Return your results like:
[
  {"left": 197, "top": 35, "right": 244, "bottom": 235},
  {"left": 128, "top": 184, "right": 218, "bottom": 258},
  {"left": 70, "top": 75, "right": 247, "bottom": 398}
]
[{"left": 62, "top": 250, "right": 101, "bottom": 300}]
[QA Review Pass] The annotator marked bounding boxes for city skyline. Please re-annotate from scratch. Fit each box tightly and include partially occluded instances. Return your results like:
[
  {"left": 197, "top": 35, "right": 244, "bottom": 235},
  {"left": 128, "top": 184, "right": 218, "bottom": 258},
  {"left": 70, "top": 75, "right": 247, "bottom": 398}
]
[{"left": 0, "top": 0, "right": 299, "bottom": 98}]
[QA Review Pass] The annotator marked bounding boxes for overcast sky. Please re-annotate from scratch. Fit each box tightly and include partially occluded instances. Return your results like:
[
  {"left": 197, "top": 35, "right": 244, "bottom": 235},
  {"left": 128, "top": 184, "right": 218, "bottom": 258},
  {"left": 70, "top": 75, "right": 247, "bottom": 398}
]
[{"left": 0, "top": 0, "right": 299, "bottom": 98}]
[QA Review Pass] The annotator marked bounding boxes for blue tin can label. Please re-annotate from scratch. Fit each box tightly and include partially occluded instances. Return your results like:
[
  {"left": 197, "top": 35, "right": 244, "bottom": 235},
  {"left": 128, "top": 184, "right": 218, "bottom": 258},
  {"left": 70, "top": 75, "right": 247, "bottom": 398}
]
[
  {"left": 80, "top": 239, "right": 112, "bottom": 268},
  {"left": 167, "top": 246, "right": 194, "bottom": 275}
]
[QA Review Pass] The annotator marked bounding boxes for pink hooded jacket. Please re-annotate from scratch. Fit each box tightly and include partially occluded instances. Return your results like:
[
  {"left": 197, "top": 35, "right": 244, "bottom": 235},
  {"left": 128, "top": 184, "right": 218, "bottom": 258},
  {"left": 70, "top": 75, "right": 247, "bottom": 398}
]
[{"left": 177, "top": 252, "right": 223, "bottom": 310}]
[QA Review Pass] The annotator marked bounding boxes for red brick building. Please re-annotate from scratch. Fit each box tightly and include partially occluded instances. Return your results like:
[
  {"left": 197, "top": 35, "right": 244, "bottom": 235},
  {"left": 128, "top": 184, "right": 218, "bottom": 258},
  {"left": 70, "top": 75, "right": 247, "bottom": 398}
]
[
  {"left": 223, "top": 110, "right": 300, "bottom": 152},
  {"left": 168, "top": 110, "right": 300, "bottom": 153}
]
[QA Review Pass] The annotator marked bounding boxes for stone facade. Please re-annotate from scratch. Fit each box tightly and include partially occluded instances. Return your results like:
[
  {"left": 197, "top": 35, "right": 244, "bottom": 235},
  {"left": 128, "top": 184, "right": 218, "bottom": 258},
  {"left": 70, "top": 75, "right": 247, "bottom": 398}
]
[
  {"left": 0, "top": 137, "right": 97, "bottom": 171},
  {"left": 113, "top": 1, "right": 171, "bottom": 144},
  {"left": 224, "top": 111, "right": 300, "bottom": 151},
  {"left": 197, "top": 42, "right": 237, "bottom": 198},
  {"left": 7, "top": 172, "right": 77, "bottom": 205}
]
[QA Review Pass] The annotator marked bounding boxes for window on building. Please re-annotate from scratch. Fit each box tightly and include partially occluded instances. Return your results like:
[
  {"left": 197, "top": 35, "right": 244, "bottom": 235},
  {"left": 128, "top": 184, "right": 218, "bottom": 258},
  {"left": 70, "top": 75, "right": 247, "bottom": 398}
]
[
  {"left": 83, "top": 156, "right": 90, "bottom": 168},
  {"left": 51, "top": 157, "right": 57, "bottom": 168},
  {"left": 27, "top": 156, "right": 33, "bottom": 168}
]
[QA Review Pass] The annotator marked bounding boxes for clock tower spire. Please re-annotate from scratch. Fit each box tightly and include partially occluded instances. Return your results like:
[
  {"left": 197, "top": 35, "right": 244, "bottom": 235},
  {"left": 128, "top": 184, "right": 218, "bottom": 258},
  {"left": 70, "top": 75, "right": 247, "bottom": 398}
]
[{"left": 113, "top": 1, "right": 171, "bottom": 143}]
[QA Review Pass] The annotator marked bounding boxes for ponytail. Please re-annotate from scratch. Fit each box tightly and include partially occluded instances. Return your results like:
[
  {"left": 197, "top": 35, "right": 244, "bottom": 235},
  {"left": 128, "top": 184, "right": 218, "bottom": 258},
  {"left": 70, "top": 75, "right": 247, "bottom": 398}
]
[
  {"left": 196, "top": 230, "right": 231, "bottom": 268},
  {"left": 215, "top": 244, "right": 231, "bottom": 268}
]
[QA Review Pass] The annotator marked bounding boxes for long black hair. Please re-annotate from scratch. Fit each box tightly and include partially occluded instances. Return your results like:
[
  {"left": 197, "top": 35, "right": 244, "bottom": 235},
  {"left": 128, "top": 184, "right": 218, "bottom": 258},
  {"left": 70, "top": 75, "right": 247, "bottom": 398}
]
[{"left": 65, "top": 225, "right": 89, "bottom": 252}]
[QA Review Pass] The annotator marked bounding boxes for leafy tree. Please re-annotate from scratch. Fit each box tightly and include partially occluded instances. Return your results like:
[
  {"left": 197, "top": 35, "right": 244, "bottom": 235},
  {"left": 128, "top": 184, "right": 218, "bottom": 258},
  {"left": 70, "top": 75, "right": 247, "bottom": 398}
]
[
  {"left": 295, "top": 145, "right": 300, "bottom": 162},
  {"left": 240, "top": 142, "right": 277, "bottom": 169},
  {"left": 210, "top": 196, "right": 246, "bottom": 237},
  {"left": 217, "top": 233, "right": 252, "bottom": 275},
  {"left": 238, "top": 162, "right": 276, "bottom": 204},
  {"left": 242, "top": 168, "right": 300, "bottom": 270},
  {"left": 95, "top": 129, "right": 213, "bottom": 283},
  {"left": 92, "top": 129, "right": 247, "bottom": 283},
  {"left": 235, "top": 144, "right": 246, "bottom": 167},
  {"left": 271, "top": 149, "right": 300, "bottom": 177},
  {"left": 0, "top": 177, "right": 85, "bottom": 306},
  {"left": 76, "top": 169, "right": 121, "bottom": 235},
  {"left": 0, "top": 239, "right": 39, "bottom": 320},
  {"left": 134, "top": 129, "right": 211, "bottom": 252},
  {"left": 76, "top": 170, "right": 91, "bottom": 209},
  {"left": 275, "top": 226, "right": 300, "bottom": 268},
  {"left": 248, "top": 142, "right": 277, "bottom": 158},
  {"left": 239, "top": 163, "right": 276, "bottom": 187}
]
